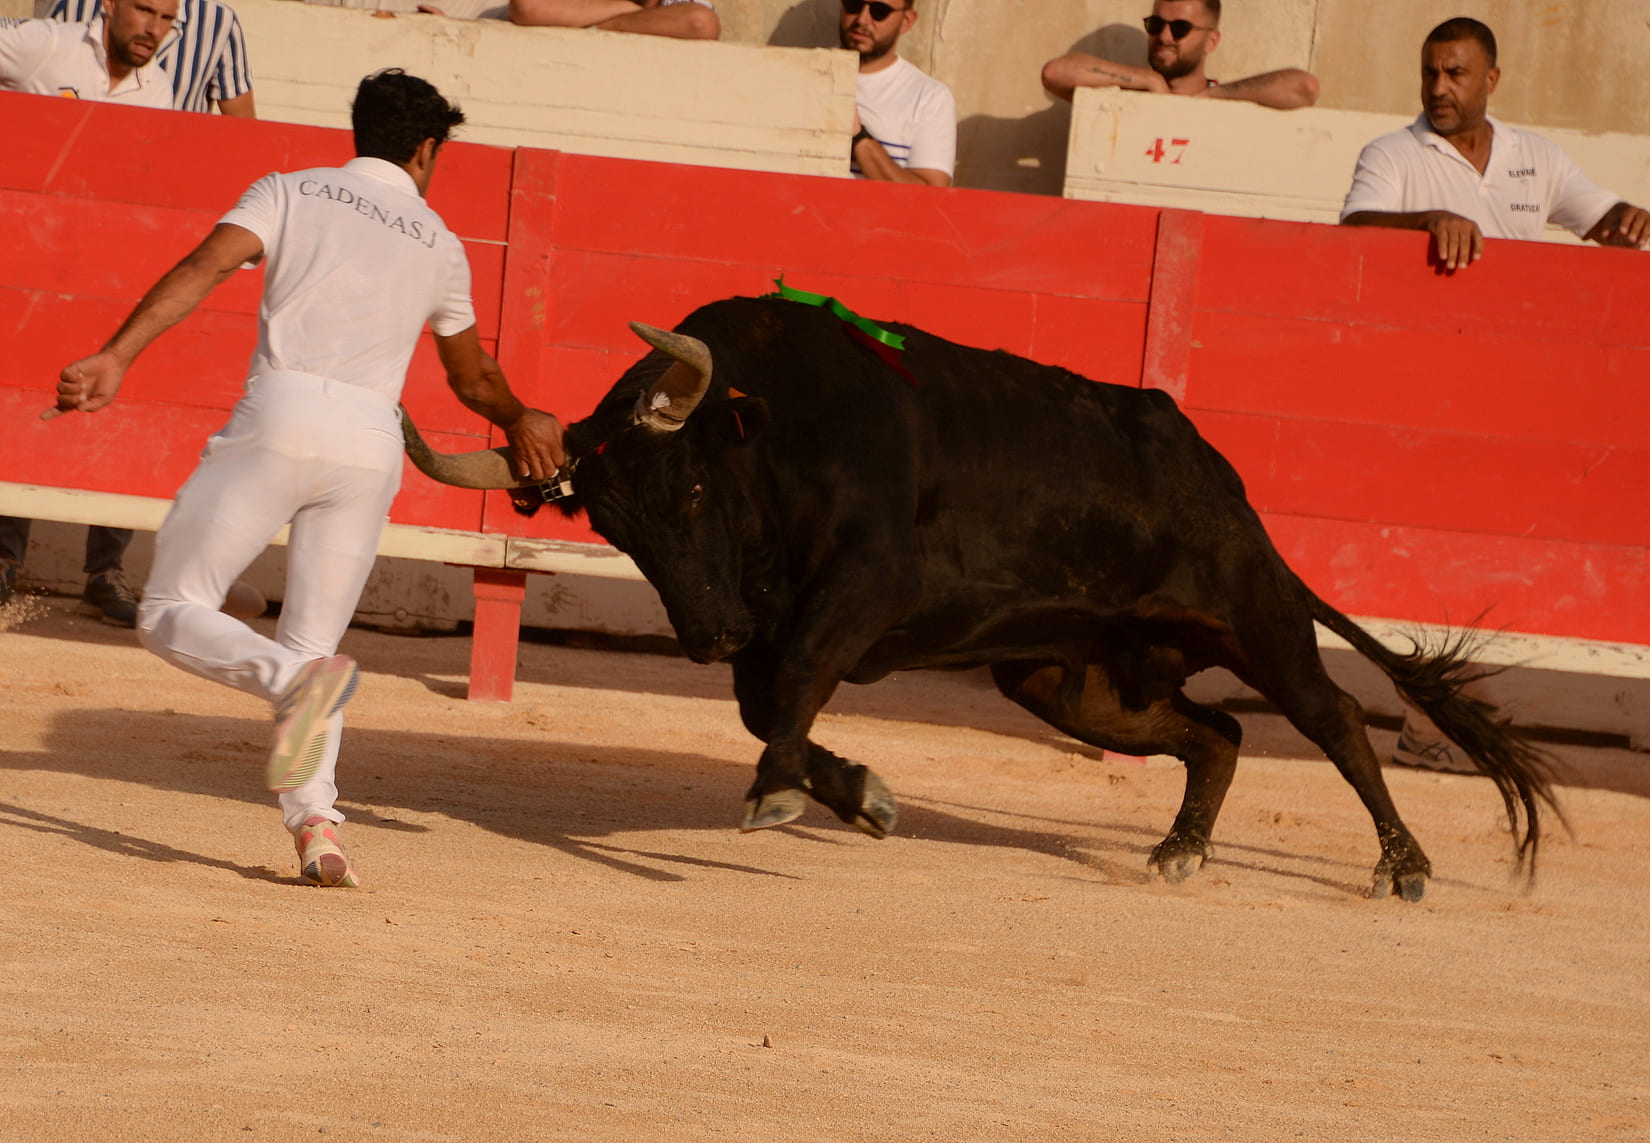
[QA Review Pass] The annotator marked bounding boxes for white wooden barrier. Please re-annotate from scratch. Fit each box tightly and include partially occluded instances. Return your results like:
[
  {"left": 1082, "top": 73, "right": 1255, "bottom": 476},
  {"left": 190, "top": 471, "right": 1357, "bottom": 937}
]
[{"left": 238, "top": 0, "right": 856, "bottom": 177}]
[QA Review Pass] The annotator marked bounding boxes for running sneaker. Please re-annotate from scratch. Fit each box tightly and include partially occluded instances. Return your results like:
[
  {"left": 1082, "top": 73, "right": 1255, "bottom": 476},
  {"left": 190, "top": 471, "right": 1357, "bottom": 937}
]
[
  {"left": 1390, "top": 724, "right": 1476, "bottom": 774},
  {"left": 267, "top": 655, "right": 359, "bottom": 792},
  {"left": 294, "top": 814, "right": 359, "bottom": 887}
]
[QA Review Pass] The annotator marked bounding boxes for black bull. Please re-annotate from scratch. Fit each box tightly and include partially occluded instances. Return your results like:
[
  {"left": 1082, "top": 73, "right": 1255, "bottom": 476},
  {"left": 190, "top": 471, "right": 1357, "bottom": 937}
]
[{"left": 404, "top": 295, "right": 1561, "bottom": 901}]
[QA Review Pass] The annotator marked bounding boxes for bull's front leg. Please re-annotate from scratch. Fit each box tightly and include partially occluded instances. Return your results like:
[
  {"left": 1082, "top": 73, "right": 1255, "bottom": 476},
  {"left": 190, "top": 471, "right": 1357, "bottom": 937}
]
[
  {"left": 731, "top": 565, "right": 916, "bottom": 838},
  {"left": 742, "top": 740, "right": 898, "bottom": 838}
]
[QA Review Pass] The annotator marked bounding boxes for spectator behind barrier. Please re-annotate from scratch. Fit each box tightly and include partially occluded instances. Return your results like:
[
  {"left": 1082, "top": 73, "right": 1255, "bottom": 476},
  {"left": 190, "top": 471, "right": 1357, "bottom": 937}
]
[
  {"left": 1340, "top": 16, "right": 1649, "bottom": 271},
  {"left": 1, "top": 0, "right": 180, "bottom": 625},
  {"left": 0, "top": 0, "right": 173, "bottom": 105},
  {"left": 841, "top": 0, "right": 955, "bottom": 187},
  {"left": 505, "top": 0, "right": 718, "bottom": 39},
  {"left": 48, "top": 0, "right": 254, "bottom": 115},
  {"left": 1338, "top": 17, "right": 1648, "bottom": 776},
  {"left": 1041, "top": 0, "right": 1318, "bottom": 110}
]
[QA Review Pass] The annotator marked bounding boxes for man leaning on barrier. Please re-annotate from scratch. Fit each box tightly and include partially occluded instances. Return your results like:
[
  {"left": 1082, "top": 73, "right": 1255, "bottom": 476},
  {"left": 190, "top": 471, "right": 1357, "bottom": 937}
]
[
  {"left": 1340, "top": 16, "right": 1649, "bottom": 272},
  {"left": 1042, "top": 0, "right": 1318, "bottom": 110},
  {"left": 841, "top": 0, "right": 955, "bottom": 187}
]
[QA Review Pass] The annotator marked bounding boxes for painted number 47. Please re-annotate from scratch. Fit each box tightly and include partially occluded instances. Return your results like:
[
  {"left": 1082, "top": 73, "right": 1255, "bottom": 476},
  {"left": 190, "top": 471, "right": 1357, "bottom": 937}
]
[{"left": 1146, "top": 138, "right": 1190, "bottom": 164}]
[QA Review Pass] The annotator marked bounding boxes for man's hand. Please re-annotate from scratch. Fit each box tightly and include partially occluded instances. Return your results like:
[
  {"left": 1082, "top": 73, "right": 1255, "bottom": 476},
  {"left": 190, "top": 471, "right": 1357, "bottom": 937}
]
[
  {"left": 503, "top": 408, "right": 567, "bottom": 483},
  {"left": 1588, "top": 201, "right": 1650, "bottom": 249},
  {"left": 1424, "top": 210, "right": 1484, "bottom": 270},
  {"left": 54, "top": 351, "right": 127, "bottom": 416}
]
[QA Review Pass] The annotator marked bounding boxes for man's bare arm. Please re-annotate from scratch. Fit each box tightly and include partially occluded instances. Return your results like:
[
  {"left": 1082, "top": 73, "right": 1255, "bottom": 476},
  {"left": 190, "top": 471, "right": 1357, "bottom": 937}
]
[
  {"left": 1200, "top": 68, "right": 1319, "bottom": 110},
  {"left": 1041, "top": 52, "right": 1168, "bottom": 101},
  {"left": 433, "top": 324, "right": 566, "bottom": 481},
  {"left": 56, "top": 223, "right": 265, "bottom": 414},
  {"left": 1341, "top": 209, "right": 1484, "bottom": 271},
  {"left": 1583, "top": 201, "right": 1650, "bottom": 249},
  {"left": 851, "top": 132, "right": 950, "bottom": 187},
  {"left": 216, "top": 89, "right": 255, "bottom": 118},
  {"left": 508, "top": 0, "right": 717, "bottom": 36},
  {"left": 508, "top": 0, "right": 642, "bottom": 27}
]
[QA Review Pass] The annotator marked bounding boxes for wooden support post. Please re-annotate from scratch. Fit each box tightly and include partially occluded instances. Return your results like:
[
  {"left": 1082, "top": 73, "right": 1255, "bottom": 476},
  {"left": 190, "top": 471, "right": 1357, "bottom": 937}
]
[
  {"left": 469, "top": 567, "right": 527, "bottom": 702},
  {"left": 1139, "top": 207, "right": 1204, "bottom": 402}
]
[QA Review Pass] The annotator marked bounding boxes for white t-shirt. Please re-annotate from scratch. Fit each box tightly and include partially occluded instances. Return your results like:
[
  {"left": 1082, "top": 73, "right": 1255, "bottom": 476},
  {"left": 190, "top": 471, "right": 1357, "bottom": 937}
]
[
  {"left": 219, "top": 156, "right": 477, "bottom": 402},
  {"left": 1340, "top": 114, "right": 1620, "bottom": 240},
  {"left": 0, "top": 15, "right": 169, "bottom": 105},
  {"left": 853, "top": 55, "right": 956, "bottom": 178}
]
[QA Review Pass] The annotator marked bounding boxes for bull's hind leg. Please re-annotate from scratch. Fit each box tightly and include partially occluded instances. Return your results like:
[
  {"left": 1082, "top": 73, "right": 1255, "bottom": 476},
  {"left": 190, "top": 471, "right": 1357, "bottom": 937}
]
[
  {"left": 1231, "top": 621, "right": 1431, "bottom": 900},
  {"left": 992, "top": 660, "right": 1241, "bottom": 883}
]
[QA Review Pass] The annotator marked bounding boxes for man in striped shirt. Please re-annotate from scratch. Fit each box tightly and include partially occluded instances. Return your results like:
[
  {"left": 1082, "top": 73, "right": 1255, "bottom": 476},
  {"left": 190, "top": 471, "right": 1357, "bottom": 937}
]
[
  {"left": 840, "top": 0, "right": 954, "bottom": 187},
  {"left": 50, "top": 0, "right": 253, "bottom": 116}
]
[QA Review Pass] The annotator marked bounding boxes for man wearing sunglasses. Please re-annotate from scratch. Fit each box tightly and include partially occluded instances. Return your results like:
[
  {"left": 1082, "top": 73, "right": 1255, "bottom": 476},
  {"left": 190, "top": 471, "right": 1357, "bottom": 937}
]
[
  {"left": 1042, "top": 0, "right": 1317, "bottom": 110},
  {"left": 840, "top": 0, "right": 955, "bottom": 187}
]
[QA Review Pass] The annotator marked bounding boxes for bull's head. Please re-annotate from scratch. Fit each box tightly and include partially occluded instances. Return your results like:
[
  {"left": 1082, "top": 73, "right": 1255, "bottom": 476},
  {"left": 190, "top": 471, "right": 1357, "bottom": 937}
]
[
  {"left": 401, "top": 321, "right": 769, "bottom": 664},
  {"left": 398, "top": 322, "right": 714, "bottom": 491}
]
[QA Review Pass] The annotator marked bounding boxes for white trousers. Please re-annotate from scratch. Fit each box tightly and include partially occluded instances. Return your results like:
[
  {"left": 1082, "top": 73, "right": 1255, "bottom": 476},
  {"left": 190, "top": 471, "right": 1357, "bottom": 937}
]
[{"left": 136, "top": 372, "right": 403, "bottom": 831}]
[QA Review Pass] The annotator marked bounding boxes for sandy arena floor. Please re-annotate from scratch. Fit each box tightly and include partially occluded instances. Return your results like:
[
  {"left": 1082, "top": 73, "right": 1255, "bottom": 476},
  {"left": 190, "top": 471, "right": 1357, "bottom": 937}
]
[{"left": 1, "top": 593, "right": 1646, "bottom": 1142}]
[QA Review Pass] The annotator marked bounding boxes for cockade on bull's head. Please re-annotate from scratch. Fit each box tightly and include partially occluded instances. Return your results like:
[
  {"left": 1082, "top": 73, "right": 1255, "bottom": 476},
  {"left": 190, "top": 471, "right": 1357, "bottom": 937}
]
[{"left": 397, "top": 293, "right": 1562, "bottom": 906}]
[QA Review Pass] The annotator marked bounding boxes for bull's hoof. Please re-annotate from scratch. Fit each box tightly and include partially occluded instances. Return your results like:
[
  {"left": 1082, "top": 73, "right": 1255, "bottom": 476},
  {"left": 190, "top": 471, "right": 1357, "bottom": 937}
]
[
  {"left": 740, "top": 788, "right": 808, "bottom": 832},
  {"left": 1372, "top": 868, "right": 1430, "bottom": 902},
  {"left": 1371, "top": 847, "right": 1431, "bottom": 901},
  {"left": 1148, "top": 834, "right": 1212, "bottom": 884},
  {"left": 850, "top": 769, "right": 897, "bottom": 839}
]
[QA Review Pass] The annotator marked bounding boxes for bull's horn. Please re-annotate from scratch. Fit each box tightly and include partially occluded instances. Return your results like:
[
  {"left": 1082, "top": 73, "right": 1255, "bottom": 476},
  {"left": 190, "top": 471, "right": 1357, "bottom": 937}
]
[
  {"left": 399, "top": 406, "right": 532, "bottom": 489},
  {"left": 629, "top": 322, "right": 713, "bottom": 432}
]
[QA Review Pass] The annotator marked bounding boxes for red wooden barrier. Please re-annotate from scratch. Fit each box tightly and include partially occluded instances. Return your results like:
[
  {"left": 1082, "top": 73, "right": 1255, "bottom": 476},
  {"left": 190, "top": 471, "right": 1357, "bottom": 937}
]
[{"left": 3, "top": 92, "right": 1646, "bottom": 698}]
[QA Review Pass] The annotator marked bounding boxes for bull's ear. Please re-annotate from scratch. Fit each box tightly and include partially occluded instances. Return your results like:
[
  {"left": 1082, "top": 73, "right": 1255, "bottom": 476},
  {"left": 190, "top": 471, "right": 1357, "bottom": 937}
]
[{"left": 706, "top": 397, "right": 769, "bottom": 450}]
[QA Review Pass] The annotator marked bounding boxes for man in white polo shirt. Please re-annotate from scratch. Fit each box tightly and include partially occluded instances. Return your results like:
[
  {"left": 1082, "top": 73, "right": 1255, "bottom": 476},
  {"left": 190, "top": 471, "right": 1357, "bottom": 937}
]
[
  {"left": 1342, "top": 18, "right": 1646, "bottom": 775},
  {"left": 1341, "top": 17, "right": 1649, "bottom": 272},
  {"left": 50, "top": 69, "right": 565, "bottom": 887},
  {"left": 0, "top": 0, "right": 173, "bottom": 105},
  {"left": 48, "top": 0, "right": 254, "bottom": 117},
  {"left": 840, "top": 0, "right": 954, "bottom": 187}
]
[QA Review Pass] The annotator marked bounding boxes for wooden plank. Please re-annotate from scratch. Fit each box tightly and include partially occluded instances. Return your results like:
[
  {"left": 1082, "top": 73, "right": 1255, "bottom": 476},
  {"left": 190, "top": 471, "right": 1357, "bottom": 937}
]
[
  {"left": 549, "top": 153, "right": 1158, "bottom": 299},
  {"left": 1197, "top": 410, "right": 1650, "bottom": 549},
  {"left": 1186, "top": 311, "right": 1650, "bottom": 450},
  {"left": 1140, "top": 208, "right": 1204, "bottom": 400},
  {"left": 1262, "top": 512, "right": 1650, "bottom": 646},
  {"left": 1024, "top": 294, "right": 1148, "bottom": 387},
  {"left": 1197, "top": 214, "right": 1650, "bottom": 348}
]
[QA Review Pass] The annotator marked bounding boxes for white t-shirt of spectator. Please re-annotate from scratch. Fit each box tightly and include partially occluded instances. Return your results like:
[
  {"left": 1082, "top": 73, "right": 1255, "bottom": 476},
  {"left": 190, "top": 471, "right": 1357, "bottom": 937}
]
[
  {"left": 853, "top": 55, "right": 956, "bottom": 179},
  {"left": 0, "top": 15, "right": 170, "bottom": 105},
  {"left": 219, "top": 156, "right": 477, "bottom": 402},
  {"left": 1340, "top": 114, "right": 1620, "bottom": 241},
  {"left": 49, "top": 0, "right": 252, "bottom": 114}
]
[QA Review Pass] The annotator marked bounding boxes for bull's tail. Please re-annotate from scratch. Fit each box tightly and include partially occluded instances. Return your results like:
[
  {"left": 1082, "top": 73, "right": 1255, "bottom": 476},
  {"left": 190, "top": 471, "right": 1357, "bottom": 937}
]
[{"left": 1307, "top": 593, "right": 1565, "bottom": 875}]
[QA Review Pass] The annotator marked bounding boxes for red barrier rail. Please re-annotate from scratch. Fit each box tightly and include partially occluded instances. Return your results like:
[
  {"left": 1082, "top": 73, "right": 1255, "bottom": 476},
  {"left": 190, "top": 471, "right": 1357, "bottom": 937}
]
[{"left": 3, "top": 92, "right": 1645, "bottom": 701}]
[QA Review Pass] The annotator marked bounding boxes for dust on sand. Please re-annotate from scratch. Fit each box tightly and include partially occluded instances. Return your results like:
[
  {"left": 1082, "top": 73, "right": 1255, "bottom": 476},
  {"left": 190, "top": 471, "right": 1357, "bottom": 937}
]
[{"left": 2, "top": 595, "right": 1646, "bottom": 1141}]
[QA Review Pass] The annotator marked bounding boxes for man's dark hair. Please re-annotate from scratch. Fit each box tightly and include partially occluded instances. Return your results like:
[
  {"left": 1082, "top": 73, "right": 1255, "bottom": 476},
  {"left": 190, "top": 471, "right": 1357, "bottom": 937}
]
[
  {"left": 351, "top": 69, "right": 466, "bottom": 164},
  {"left": 1425, "top": 16, "right": 1496, "bottom": 67},
  {"left": 1202, "top": 0, "right": 1220, "bottom": 19}
]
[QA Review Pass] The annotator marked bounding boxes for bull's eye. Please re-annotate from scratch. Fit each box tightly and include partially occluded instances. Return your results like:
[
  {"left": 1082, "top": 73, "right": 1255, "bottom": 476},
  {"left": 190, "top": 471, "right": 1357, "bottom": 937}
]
[{"left": 687, "top": 483, "right": 704, "bottom": 506}]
